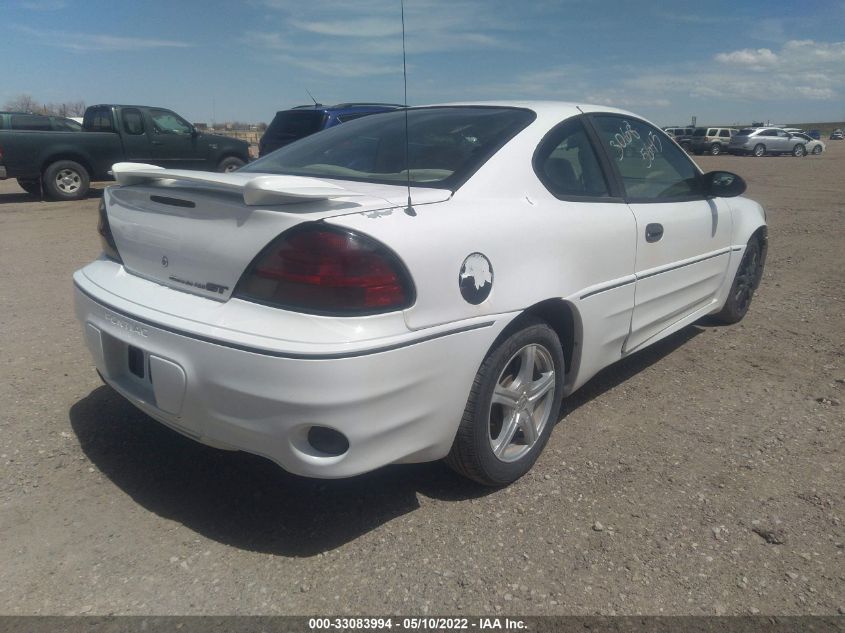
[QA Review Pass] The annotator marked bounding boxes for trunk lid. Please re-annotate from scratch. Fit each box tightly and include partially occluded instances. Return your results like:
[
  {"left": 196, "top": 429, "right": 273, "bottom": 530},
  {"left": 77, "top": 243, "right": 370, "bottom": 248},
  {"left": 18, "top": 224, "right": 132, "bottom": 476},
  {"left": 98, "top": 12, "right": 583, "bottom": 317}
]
[{"left": 106, "top": 166, "right": 450, "bottom": 301}]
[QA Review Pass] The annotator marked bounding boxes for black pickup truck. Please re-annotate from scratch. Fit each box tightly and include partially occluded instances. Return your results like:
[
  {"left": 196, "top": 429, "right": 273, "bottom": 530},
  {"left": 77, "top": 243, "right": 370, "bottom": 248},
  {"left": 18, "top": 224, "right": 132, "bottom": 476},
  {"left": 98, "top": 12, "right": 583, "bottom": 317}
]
[{"left": 0, "top": 104, "right": 250, "bottom": 200}]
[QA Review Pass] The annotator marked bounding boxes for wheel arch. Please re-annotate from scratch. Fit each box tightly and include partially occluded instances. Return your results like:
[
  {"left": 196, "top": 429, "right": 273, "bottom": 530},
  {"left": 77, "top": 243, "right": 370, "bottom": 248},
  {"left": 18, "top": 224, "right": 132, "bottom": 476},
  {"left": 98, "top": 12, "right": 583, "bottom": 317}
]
[
  {"left": 217, "top": 150, "right": 249, "bottom": 163},
  {"left": 39, "top": 153, "right": 94, "bottom": 179},
  {"left": 489, "top": 298, "right": 580, "bottom": 384}
]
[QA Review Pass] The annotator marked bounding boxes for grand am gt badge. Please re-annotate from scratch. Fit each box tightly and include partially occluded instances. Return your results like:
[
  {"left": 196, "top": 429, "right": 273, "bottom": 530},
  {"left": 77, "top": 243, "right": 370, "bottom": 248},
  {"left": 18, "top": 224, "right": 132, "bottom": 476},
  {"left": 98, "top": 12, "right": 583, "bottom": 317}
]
[{"left": 459, "top": 252, "right": 493, "bottom": 304}]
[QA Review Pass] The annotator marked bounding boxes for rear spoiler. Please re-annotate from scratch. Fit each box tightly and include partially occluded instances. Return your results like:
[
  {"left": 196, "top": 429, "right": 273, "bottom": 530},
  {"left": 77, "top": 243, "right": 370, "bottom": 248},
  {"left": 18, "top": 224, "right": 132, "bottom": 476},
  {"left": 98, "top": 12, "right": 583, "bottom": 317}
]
[{"left": 111, "top": 162, "right": 365, "bottom": 206}]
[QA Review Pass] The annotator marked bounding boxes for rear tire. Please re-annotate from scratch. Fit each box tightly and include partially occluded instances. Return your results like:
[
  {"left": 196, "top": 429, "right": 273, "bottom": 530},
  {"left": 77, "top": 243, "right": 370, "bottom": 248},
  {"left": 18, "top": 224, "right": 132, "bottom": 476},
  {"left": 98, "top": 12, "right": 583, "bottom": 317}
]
[
  {"left": 16, "top": 178, "right": 41, "bottom": 197},
  {"left": 42, "top": 160, "right": 89, "bottom": 200},
  {"left": 217, "top": 156, "right": 245, "bottom": 173},
  {"left": 752, "top": 144, "right": 766, "bottom": 157},
  {"left": 792, "top": 144, "right": 806, "bottom": 157},
  {"left": 446, "top": 317, "right": 564, "bottom": 486},
  {"left": 713, "top": 238, "right": 764, "bottom": 324},
  {"left": 710, "top": 144, "right": 722, "bottom": 156}
]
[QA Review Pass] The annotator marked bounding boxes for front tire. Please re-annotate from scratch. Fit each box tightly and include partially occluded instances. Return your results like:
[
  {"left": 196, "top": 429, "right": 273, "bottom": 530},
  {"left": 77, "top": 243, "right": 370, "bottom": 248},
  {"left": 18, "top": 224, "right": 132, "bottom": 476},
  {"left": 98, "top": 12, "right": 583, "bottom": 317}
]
[
  {"left": 713, "top": 237, "right": 764, "bottom": 324},
  {"left": 217, "top": 156, "right": 245, "bottom": 173},
  {"left": 812, "top": 145, "right": 822, "bottom": 155},
  {"left": 42, "top": 160, "right": 90, "bottom": 200},
  {"left": 752, "top": 144, "right": 766, "bottom": 157},
  {"left": 446, "top": 317, "right": 564, "bottom": 486}
]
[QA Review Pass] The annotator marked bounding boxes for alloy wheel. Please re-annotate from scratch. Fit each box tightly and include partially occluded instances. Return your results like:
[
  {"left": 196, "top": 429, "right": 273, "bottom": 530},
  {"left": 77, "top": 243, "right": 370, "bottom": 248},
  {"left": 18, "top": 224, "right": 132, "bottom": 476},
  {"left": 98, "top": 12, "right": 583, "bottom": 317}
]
[
  {"left": 487, "top": 343, "right": 556, "bottom": 463},
  {"left": 55, "top": 169, "right": 81, "bottom": 194},
  {"left": 733, "top": 245, "right": 759, "bottom": 314}
]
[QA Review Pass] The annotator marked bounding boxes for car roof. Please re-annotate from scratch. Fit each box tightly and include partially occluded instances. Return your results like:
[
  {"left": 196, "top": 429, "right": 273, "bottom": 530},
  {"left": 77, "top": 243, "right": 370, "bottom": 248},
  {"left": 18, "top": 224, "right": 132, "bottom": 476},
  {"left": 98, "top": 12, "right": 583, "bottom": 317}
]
[
  {"left": 423, "top": 100, "right": 638, "bottom": 123},
  {"left": 286, "top": 102, "right": 404, "bottom": 113}
]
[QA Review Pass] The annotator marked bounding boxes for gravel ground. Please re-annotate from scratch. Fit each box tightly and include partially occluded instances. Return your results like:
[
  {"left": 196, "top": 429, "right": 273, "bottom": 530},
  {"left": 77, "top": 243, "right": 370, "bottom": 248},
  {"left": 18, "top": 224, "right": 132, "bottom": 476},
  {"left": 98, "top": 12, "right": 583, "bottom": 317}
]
[{"left": 0, "top": 145, "right": 843, "bottom": 616}]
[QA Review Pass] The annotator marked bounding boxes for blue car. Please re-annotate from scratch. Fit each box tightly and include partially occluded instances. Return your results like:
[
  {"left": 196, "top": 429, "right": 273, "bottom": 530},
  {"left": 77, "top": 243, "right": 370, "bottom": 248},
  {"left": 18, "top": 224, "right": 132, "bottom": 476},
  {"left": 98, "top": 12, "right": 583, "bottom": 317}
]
[
  {"left": 808, "top": 129, "right": 821, "bottom": 140},
  {"left": 258, "top": 102, "right": 403, "bottom": 156}
]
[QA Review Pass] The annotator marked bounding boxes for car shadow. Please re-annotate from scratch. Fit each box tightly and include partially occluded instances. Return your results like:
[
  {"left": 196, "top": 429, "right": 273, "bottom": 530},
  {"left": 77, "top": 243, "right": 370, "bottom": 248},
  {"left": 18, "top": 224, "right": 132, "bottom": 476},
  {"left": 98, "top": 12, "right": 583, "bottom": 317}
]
[
  {"left": 0, "top": 191, "right": 40, "bottom": 204},
  {"left": 0, "top": 186, "right": 104, "bottom": 205},
  {"left": 559, "top": 325, "right": 704, "bottom": 416},
  {"left": 69, "top": 324, "right": 707, "bottom": 557}
]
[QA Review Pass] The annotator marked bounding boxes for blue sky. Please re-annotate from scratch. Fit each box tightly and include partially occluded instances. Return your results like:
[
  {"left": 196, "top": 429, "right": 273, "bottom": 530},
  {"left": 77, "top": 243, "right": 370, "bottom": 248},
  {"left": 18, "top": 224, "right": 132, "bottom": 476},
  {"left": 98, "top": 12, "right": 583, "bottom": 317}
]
[{"left": 2, "top": 0, "right": 844, "bottom": 126}]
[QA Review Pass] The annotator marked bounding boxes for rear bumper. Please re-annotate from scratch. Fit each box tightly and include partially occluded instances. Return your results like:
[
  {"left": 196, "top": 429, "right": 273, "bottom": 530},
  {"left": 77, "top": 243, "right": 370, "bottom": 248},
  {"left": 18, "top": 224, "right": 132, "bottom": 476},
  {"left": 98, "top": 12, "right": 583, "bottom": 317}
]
[{"left": 73, "top": 274, "right": 508, "bottom": 478}]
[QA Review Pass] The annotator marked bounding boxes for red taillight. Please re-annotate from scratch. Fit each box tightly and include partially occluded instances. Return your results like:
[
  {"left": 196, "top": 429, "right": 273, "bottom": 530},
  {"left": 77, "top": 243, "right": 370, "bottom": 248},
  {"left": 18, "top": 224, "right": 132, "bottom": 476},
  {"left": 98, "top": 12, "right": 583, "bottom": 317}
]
[{"left": 234, "top": 225, "right": 414, "bottom": 315}]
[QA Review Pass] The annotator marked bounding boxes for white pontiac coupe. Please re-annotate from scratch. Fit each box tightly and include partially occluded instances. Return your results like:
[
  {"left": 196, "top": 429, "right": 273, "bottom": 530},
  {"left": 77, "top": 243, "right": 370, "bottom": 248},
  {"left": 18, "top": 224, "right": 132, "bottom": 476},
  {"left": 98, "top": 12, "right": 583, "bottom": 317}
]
[{"left": 74, "top": 102, "right": 767, "bottom": 486}]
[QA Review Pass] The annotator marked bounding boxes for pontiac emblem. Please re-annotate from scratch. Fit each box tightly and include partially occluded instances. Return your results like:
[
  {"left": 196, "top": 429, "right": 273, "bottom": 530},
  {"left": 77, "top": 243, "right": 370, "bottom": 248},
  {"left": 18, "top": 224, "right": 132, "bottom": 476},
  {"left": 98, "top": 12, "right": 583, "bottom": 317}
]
[{"left": 161, "top": 256, "right": 169, "bottom": 267}]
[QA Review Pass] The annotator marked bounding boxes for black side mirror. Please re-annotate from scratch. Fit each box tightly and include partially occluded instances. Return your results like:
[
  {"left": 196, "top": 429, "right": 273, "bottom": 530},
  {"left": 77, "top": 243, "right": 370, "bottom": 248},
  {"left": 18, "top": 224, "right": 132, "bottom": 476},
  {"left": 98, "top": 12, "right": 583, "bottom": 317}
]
[{"left": 703, "top": 170, "right": 746, "bottom": 198}]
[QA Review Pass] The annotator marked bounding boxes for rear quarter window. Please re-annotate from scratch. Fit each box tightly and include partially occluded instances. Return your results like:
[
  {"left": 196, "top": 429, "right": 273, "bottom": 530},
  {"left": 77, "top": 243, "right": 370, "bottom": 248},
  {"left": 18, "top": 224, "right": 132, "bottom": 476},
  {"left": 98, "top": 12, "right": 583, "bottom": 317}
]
[{"left": 84, "top": 109, "right": 115, "bottom": 132}]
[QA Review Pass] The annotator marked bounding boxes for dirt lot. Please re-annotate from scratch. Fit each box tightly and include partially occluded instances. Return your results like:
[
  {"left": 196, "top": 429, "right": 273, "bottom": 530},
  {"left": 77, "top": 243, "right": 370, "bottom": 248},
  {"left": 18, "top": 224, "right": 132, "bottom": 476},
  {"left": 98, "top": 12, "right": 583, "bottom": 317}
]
[{"left": 0, "top": 145, "right": 842, "bottom": 616}]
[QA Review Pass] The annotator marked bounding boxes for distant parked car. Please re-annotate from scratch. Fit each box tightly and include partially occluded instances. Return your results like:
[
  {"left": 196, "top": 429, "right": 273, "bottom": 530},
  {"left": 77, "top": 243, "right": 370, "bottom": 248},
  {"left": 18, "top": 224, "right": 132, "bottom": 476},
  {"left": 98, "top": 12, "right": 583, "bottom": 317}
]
[
  {"left": 790, "top": 132, "right": 825, "bottom": 155},
  {"left": 690, "top": 127, "right": 737, "bottom": 155},
  {"left": 258, "top": 102, "right": 403, "bottom": 157},
  {"left": 663, "top": 126, "right": 695, "bottom": 151},
  {"left": 830, "top": 129, "right": 844, "bottom": 140},
  {"left": 729, "top": 128, "right": 808, "bottom": 156},
  {"left": 0, "top": 111, "right": 82, "bottom": 132}
]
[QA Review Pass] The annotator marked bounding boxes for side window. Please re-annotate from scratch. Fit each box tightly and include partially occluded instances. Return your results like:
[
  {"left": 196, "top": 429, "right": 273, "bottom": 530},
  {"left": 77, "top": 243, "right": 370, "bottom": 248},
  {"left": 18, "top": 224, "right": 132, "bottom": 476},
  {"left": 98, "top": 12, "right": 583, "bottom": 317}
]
[
  {"left": 85, "top": 109, "right": 115, "bottom": 132},
  {"left": 149, "top": 109, "right": 192, "bottom": 135},
  {"left": 719, "top": 129, "right": 730, "bottom": 138},
  {"left": 533, "top": 117, "right": 609, "bottom": 199},
  {"left": 122, "top": 109, "right": 145, "bottom": 135},
  {"left": 591, "top": 115, "right": 701, "bottom": 201}
]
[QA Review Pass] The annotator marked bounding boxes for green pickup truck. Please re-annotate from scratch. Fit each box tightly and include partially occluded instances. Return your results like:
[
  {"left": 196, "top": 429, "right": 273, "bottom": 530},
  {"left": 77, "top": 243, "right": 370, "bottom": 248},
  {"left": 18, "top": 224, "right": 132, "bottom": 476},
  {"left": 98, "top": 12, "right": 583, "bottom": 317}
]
[{"left": 0, "top": 104, "right": 250, "bottom": 200}]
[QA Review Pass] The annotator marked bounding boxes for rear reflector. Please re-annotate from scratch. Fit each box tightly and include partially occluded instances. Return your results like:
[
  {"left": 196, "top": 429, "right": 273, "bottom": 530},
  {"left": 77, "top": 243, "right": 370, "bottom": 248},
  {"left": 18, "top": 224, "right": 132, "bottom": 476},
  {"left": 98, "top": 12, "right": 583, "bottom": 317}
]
[{"left": 234, "top": 224, "right": 414, "bottom": 315}]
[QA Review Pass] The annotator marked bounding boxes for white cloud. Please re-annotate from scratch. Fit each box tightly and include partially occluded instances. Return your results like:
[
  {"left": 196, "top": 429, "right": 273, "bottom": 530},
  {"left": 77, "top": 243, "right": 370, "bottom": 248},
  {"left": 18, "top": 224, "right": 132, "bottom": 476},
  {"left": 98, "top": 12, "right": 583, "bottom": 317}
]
[
  {"left": 246, "top": 0, "right": 515, "bottom": 77},
  {"left": 289, "top": 17, "right": 402, "bottom": 38},
  {"left": 14, "top": 25, "right": 192, "bottom": 51},
  {"left": 716, "top": 39, "right": 845, "bottom": 72},
  {"left": 714, "top": 48, "right": 778, "bottom": 68}
]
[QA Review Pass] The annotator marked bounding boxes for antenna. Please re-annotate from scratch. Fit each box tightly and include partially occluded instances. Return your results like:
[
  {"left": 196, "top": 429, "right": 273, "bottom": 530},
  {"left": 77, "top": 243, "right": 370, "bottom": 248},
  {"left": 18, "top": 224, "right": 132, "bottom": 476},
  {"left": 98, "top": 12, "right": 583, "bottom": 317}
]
[
  {"left": 401, "top": 0, "right": 415, "bottom": 216},
  {"left": 305, "top": 88, "right": 319, "bottom": 106}
]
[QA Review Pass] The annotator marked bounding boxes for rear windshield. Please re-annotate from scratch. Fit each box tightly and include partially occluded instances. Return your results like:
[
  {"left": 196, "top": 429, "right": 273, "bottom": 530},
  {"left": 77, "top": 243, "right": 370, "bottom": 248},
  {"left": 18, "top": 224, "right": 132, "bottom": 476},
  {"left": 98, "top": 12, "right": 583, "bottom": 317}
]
[
  {"left": 264, "top": 111, "right": 327, "bottom": 144},
  {"left": 693, "top": 128, "right": 707, "bottom": 136},
  {"left": 737, "top": 129, "right": 756, "bottom": 135},
  {"left": 242, "top": 107, "right": 537, "bottom": 189}
]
